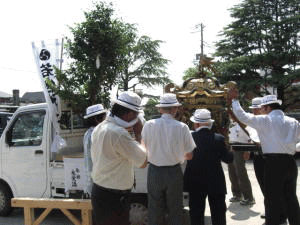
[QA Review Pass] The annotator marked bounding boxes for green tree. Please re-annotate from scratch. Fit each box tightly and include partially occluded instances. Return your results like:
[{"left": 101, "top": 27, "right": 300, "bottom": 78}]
[
  {"left": 49, "top": 2, "right": 160, "bottom": 113},
  {"left": 50, "top": 2, "right": 134, "bottom": 112},
  {"left": 117, "top": 35, "right": 171, "bottom": 94},
  {"left": 182, "top": 66, "right": 216, "bottom": 80},
  {"left": 143, "top": 98, "right": 160, "bottom": 120},
  {"left": 183, "top": 67, "right": 198, "bottom": 80},
  {"left": 215, "top": 0, "right": 300, "bottom": 108},
  {"left": 49, "top": 2, "right": 170, "bottom": 113}
]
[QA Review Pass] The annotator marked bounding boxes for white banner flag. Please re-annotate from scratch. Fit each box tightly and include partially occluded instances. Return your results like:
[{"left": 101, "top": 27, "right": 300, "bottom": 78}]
[
  {"left": 32, "top": 39, "right": 65, "bottom": 153},
  {"left": 32, "top": 39, "right": 63, "bottom": 130}
]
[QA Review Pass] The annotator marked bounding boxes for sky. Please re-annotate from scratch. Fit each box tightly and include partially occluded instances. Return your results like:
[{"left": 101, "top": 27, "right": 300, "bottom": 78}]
[{"left": 0, "top": 0, "right": 241, "bottom": 97}]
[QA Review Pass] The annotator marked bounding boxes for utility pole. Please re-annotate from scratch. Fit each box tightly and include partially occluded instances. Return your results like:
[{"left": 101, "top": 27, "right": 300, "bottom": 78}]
[
  {"left": 193, "top": 23, "right": 205, "bottom": 60},
  {"left": 200, "top": 23, "right": 204, "bottom": 58}
]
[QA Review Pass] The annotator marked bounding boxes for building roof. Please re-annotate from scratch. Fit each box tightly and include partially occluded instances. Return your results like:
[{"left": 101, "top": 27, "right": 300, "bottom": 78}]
[
  {"left": 0, "top": 91, "right": 12, "bottom": 98},
  {"left": 21, "top": 92, "right": 46, "bottom": 103}
]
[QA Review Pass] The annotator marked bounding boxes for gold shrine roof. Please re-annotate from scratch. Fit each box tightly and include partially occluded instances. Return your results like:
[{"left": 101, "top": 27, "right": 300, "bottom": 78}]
[{"left": 165, "top": 78, "right": 236, "bottom": 100}]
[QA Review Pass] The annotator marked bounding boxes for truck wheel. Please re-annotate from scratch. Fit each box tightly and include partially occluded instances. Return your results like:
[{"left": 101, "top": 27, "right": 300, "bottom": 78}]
[
  {"left": 129, "top": 194, "right": 148, "bottom": 225},
  {"left": 0, "top": 184, "right": 13, "bottom": 216}
]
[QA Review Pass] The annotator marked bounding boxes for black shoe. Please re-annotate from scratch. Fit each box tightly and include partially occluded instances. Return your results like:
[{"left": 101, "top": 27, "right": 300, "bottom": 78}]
[
  {"left": 240, "top": 199, "right": 256, "bottom": 206},
  {"left": 229, "top": 196, "right": 242, "bottom": 202}
]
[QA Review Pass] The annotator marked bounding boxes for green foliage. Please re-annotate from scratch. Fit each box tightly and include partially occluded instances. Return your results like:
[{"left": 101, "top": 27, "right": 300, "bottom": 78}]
[
  {"left": 47, "top": 2, "right": 170, "bottom": 113},
  {"left": 47, "top": 2, "right": 131, "bottom": 113},
  {"left": 143, "top": 98, "right": 160, "bottom": 120},
  {"left": 215, "top": 0, "right": 300, "bottom": 107},
  {"left": 117, "top": 35, "right": 171, "bottom": 93},
  {"left": 183, "top": 66, "right": 215, "bottom": 80},
  {"left": 183, "top": 67, "right": 198, "bottom": 80}
]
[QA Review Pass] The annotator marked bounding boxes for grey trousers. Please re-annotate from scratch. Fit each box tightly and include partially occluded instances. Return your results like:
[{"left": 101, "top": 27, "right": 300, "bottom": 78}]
[
  {"left": 228, "top": 151, "right": 254, "bottom": 200},
  {"left": 147, "top": 163, "right": 184, "bottom": 225}
]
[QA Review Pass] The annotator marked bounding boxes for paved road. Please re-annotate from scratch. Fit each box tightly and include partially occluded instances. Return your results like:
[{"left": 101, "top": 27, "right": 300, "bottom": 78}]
[
  {"left": 1, "top": 158, "right": 300, "bottom": 224},
  {"left": 214, "top": 158, "right": 300, "bottom": 225}
]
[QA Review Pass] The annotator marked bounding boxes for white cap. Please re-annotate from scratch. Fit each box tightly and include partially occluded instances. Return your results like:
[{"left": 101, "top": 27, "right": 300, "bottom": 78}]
[
  {"left": 113, "top": 91, "right": 142, "bottom": 112},
  {"left": 190, "top": 108, "right": 215, "bottom": 123},
  {"left": 261, "top": 95, "right": 282, "bottom": 106},
  {"left": 249, "top": 97, "right": 263, "bottom": 109},
  {"left": 84, "top": 104, "right": 107, "bottom": 119},
  {"left": 155, "top": 93, "right": 182, "bottom": 108}
]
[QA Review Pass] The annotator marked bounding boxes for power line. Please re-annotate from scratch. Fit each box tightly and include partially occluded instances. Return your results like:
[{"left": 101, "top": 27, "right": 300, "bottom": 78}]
[{"left": 0, "top": 67, "right": 36, "bottom": 74}]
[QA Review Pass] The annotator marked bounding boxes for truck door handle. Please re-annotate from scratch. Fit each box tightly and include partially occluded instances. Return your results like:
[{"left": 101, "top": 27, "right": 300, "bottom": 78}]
[{"left": 35, "top": 150, "right": 43, "bottom": 155}]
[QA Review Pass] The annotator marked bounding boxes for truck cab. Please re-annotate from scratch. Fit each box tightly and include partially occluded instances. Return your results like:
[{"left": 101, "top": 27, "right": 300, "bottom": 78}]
[
  {"left": 0, "top": 103, "right": 50, "bottom": 215},
  {"left": 0, "top": 103, "right": 88, "bottom": 216}
]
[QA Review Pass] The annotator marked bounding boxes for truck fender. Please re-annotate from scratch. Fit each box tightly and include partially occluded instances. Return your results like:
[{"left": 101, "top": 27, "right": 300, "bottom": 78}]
[{"left": 0, "top": 176, "right": 16, "bottom": 198}]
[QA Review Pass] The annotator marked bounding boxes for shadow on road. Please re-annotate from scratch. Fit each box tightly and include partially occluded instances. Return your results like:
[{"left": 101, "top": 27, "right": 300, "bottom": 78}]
[{"left": 227, "top": 202, "right": 260, "bottom": 222}]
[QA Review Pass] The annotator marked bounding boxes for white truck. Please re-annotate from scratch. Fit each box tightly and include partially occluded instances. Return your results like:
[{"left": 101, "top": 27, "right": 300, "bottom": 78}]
[{"left": 0, "top": 102, "right": 151, "bottom": 224}]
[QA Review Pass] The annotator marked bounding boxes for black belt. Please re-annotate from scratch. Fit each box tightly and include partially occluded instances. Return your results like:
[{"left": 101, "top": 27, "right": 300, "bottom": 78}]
[
  {"left": 148, "top": 163, "right": 180, "bottom": 168},
  {"left": 93, "top": 183, "right": 131, "bottom": 195},
  {"left": 263, "top": 153, "right": 294, "bottom": 159}
]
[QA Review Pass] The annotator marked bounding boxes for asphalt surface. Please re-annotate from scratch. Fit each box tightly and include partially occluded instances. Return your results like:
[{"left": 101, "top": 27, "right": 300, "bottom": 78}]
[{"left": 1, "top": 158, "right": 300, "bottom": 224}]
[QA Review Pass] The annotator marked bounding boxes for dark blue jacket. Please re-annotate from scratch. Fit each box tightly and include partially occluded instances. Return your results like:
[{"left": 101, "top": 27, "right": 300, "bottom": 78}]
[{"left": 184, "top": 128, "right": 233, "bottom": 194}]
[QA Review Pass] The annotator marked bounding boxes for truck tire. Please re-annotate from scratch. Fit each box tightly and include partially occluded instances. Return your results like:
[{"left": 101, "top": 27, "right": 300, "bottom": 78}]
[
  {"left": 129, "top": 194, "right": 148, "bottom": 225},
  {"left": 0, "top": 184, "right": 13, "bottom": 216}
]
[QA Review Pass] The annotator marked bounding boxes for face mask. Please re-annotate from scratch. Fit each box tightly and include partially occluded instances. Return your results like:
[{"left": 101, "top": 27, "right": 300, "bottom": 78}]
[{"left": 112, "top": 115, "right": 139, "bottom": 128}]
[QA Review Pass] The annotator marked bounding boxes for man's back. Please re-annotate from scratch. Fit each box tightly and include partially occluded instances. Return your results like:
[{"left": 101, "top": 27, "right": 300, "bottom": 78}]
[
  {"left": 142, "top": 114, "right": 194, "bottom": 166},
  {"left": 184, "top": 128, "right": 233, "bottom": 193},
  {"left": 91, "top": 117, "right": 146, "bottom": 190},
  {"left": 256, "top": 111, "right": 299, "bottom": 154}
]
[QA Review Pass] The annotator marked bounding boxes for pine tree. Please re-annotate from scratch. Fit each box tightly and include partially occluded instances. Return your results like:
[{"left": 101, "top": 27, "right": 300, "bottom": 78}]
[{"left": 215, "top": 0, "right": 300, "bottom": 107}]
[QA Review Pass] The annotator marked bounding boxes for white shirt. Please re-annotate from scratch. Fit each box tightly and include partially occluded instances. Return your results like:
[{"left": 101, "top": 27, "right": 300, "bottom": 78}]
[
  {"left": 84, "top": 127, "right": 94, "bottom": 174},
  {"left": 297, "top": 142, "right": 300, "bottom": 152},
  {"left": 229, "top": 122, "right": 251, "bottom": 143},
  {"left": 232, "top": 100, "right": 300, "bottom": 155},
  {"left": 245, "top": 126, "right": 260, "bottom": 143},
  {"left": 83, "top": 127, "right": 94, "bottom": 194},
  {"left": 91, "top": 117, "right": 147, "bottom": 190},
  {"left": 141, "top": 114, "right": 196, "bottom": 166}
]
